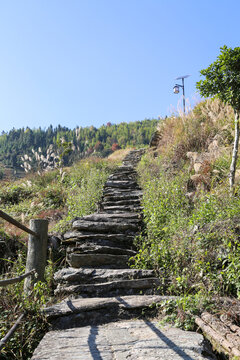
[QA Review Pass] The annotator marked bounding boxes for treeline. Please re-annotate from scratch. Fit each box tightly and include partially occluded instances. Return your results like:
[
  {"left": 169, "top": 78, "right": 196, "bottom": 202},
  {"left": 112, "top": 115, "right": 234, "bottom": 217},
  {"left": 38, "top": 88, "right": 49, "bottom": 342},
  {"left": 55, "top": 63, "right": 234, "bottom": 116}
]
[{"left": 0, "top": 119, "right": 158, "bottom": 170}]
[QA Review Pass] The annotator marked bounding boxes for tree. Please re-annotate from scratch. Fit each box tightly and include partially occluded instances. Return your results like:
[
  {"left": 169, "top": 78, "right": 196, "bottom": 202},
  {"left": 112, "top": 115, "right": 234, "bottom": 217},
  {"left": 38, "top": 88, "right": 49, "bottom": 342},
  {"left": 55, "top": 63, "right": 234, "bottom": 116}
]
[{"left": 196, "top": 45, "right": 240, "bottom": 189}]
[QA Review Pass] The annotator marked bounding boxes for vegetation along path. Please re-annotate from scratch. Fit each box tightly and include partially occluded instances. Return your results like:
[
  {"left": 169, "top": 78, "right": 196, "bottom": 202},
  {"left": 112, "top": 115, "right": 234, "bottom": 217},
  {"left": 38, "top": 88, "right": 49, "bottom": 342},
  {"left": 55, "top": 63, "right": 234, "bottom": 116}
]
[{"left": 32, "top": 149, "right": 214, "bottom": 359}]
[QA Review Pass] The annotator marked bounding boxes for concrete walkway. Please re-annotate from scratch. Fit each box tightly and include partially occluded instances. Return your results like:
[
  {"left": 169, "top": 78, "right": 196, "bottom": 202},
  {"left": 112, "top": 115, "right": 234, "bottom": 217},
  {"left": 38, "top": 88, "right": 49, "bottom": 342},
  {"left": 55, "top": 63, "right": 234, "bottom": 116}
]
[{"left": 32, "top": 320, "right": 215, "bottom": 360}]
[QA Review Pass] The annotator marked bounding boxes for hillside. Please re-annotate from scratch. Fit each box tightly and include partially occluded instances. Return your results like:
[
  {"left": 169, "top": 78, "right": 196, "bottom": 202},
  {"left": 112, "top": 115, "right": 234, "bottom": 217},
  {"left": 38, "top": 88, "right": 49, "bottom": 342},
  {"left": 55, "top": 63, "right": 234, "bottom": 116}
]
[
  {"left": 0, "top": 119, "right": 158, "bottom": 173},
  {"left": 134, "top": 98, "right": 240, "bottom": 300},
  {"left": 1, "top": 100, "right": 240, "bottom": 358}
]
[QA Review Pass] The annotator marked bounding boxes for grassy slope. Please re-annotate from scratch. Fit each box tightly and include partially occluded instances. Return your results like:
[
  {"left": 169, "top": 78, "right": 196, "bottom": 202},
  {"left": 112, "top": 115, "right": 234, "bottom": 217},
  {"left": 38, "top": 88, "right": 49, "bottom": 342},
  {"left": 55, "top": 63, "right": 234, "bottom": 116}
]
[
  {"left": 0, "top": 155, "right": 121, "bottom": 359},
  {"left": 131, "top": 99, "right": 240, "bottom": 329}
]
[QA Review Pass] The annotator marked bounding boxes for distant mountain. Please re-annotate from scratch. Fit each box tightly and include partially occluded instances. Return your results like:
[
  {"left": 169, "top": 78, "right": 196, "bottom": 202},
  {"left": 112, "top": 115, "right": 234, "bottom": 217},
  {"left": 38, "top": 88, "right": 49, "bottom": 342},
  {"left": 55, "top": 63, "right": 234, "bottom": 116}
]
[{"left": 0, "top": 119, "right": 158, "bottom": 171}]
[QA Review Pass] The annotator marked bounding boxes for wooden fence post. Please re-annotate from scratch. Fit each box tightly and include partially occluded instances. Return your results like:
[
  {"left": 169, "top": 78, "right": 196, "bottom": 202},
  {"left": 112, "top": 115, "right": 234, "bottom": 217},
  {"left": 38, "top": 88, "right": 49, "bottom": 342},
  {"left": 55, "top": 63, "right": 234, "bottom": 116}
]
[{"left": 24, "top": 219, "right": 48, "bottom": 293}]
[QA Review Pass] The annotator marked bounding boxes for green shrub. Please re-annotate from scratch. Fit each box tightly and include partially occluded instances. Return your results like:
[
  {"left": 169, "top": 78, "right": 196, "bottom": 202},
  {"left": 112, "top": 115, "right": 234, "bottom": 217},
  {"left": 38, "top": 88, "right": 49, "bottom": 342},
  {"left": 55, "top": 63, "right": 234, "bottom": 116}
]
[
  {"left": 0, "top": 185, "right": 33, "bottom": 205},
  {"left": 133, "top": 153, "right": 240, "bottom": 298},
  {"left": 40, "top": 186, "right": 66, "bottom": 209},
  {"left": 54, "top": 158, "right": 118, "bottom": 232},
  {"left": 0, "top": 251, "right": 54, "bottom": 359}
]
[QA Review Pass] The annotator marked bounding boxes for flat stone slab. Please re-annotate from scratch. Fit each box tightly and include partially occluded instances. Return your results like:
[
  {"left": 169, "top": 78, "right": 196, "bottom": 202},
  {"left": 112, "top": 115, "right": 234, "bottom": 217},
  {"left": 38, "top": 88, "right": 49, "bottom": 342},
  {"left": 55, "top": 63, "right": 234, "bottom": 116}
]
[
  {"left": 31, "top": 320, "right": 213, "bottom": 360},
  {"left": 72, "top": 220, "right": 138, "bottom": 233},
  {"left": 79, "top": 213, "right": 141, "bottom": 221},
  {"left": 54, "top": 268, "right": 156, "bottom": 284},
  {"left": 102, "top": 199, "right": 141, "bottom": 206},
  {"left": 103, "top": 205, "right": 143, "bottom": 212},
  {"left": 44, "top": 295, "right": 174, "bottom": 319},
  {"left": 66, "top": 244, "right": 136, "bottom": 256},
  {"left": 63, "top": 231, "right": 135, "bottom": 242},
  {"left": 105, "top": 180, "right": 139, "bottom": 188},
  {"left": 103, "top": 188, "right": 142, "bottom": 195},
  {"left": 55, "top": 278, "right": 160, "bottom": 298},
  {"left": 103, "top": 193, "right": 142, "bottom": 200},
  {"left": 69, "top": 253, "right": 130, "bottom": 268}
]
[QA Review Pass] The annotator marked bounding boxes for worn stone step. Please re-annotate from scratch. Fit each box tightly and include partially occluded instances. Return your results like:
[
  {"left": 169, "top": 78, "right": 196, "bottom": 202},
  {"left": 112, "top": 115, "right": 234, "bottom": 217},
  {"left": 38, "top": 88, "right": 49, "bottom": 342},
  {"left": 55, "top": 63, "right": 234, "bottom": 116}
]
[
  {"left": 103, "top": 193, "right": 142, "bottom": 201},
  {"left": 68, "top": 253, "right": 130, "bottom": 268},
  {"left": 54, "top": 268, "right": 157, "bottom": 285},
  {"left": 114, "top": 165, "right": 136, "bottom": 171},
  {"left": 31, "top": 319, "right": 210, "bottom": 360},
  {"left": 102, "top": 199, "right": 141, "bottom": 207},
  {"left": 103, "top": 205, "right": 143, "bottom": 213},
  {"left": 108, "top": 172, "right": 137, "bottom": 179},
  {"left": 123, "top": 158, "right": 141, "bottom": 163},
  {"left": 104, "top": 180, "right": 140, "bottom": 189},
  {"left": 103, "top": 187, "right": 142, "bottom": 194},
  {"left": 66, "top": 244, "right": 136, "bottom": 256},
  {"left": 72, "top": 220, "right": 138, "bottom": 233},
  {"left": 63, "top": 238, "right": 135, "bottom": 250},
  {"left": 108, "top": 173, "right": 137, "bottom": 180},
  {"left": 54, "top": 277, "right": 160, "bottom": 298},
  {"left": 102, "top": 192, "right": 143, "bottom": 200},
  {"left": 75, "top": 213, "right": 141, "bottom": 223},
  {"left": 43, "top": 295, "right": 175, "bottom": 327},
  {"left": 63, "top": 231, "right": 135, "bottom": 243}
]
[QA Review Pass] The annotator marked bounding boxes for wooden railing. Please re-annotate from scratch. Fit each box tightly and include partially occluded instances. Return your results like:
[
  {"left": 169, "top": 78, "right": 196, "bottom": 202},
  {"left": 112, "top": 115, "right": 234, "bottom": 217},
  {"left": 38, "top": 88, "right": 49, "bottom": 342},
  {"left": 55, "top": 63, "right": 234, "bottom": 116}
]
[
  {"left": 0, "top": 210, "right": 39, "bottom": 238},
  {"left": 0, "top": 210, "right": 48, "bottom": 352},
  {"left": 0, "top": 314, "right": 25, "bottom": 351},
  {"left": 0, "top": 269, "right": 36, "bottom": 287}
]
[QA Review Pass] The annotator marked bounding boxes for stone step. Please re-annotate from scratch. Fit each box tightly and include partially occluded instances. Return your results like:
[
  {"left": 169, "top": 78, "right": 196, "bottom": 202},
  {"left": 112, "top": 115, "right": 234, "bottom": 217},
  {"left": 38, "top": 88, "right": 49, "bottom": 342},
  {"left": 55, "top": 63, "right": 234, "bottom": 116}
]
[
  {"left": 104, "top": 181, "right": 140, "bottom": 189},
  {"left": 54, "top": 277, "right": 160, "bottom": 298},
  {"left": 66, "top": 244, "right": 136, "bottom": 256},
  {"left": 102, "top": 199, "right": 141, "bottom": 207},
  {"left": 54, "top": 268, "right": 157, "bottom": 285},
  {"left": 103, "top": 187, "right": 142, "bottom": 193},
  {"left": 103, "top": 193, "right": 142, "bottom": 201},
  {"left": 102, "top": 191, "right": 143, "bottom": 200},
  {"left": 31, "top": 319, "right": 209, "bottom": 360},
  {"left": 63, "top": 238, "right": 135, "bottom": 250},
  {"left": 103, "top": 205, "right": 143, "bottom": 213},
  {"left": 68, "top": 253, "right": 130, "bottom": 268},
  {"left": 108, "top": 169, "right": 138, "bottom": 180},
  {"left": 108, "top": 173, "right": 137, "bottom": 180},
  {"left": 72, "top": 220, "right": 138, "bottom": 233},
  {"left": 122, "top": 159, "right": 142, "bottom": 164},
  {"left": 63, "top": 231, "right": 135, "bottom": 243},
  {"left": 75, "top": 213, "right": 141, "bottom": 223},
  {"left": 43, "top": 295, "right": 175, "bottom": 329},
  {"left": 114, "top": 165, "right": 136, "bottom": 172}
]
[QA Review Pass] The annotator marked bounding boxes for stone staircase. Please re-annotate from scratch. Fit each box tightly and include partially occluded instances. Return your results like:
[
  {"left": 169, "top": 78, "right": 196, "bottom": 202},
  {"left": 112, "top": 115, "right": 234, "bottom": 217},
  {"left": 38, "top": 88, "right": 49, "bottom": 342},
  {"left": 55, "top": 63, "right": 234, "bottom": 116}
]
[
  {"left": 43, "top": 149, "right": 162, "bottom": 326},
  {"left": 31, "top": 149, "right": 214, "bottom": 359}
]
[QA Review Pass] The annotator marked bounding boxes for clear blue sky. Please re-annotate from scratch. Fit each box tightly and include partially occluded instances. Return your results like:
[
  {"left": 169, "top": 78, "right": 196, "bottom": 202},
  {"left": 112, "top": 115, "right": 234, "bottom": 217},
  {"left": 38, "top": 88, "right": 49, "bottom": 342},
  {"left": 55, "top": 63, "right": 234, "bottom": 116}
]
[{"left": 0, "top": 0, "right": 239, "bottom": 132}]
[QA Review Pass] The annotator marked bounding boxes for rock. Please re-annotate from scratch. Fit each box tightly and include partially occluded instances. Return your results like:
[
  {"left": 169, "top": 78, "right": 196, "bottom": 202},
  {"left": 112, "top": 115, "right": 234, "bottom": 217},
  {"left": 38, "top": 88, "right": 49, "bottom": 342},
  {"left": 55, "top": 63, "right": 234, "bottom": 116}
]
[
  {"left": 103, "top": 193, "right": 142, "bottom": 201},
  {"left": 103, "top": 205, "right": 143, "bottom": 213},
  {"left": 48, "top": 236, "right": 61, "bottom": 251},
  {"left": 44, "top": 295, "right": 174, "bottom": 320},
  {"left": 54, "top": 268, "right": 157, "bottom": 285},
  {"left": 105, "top": 180, "right": 139, "bottom": 189},
  {"left": 63, "top": 231, "right": 135, "bottom": 242},
  {"left": 72, "top": 220, "right": 138, "bottom": 233},
  {"left": 32, "top": 320, "right": 212, "bottom": 360},
  {"left": 66, "top": 244, "right": 136, "bottom": 256},
  {"left": 102, "top": 199, "right": 141, "bottom": 207},
  {"left": 55, "top": 278, "right": 160, "bottom": 298},
  {"left": 78, "top": 213, "right": 141, "bottom": 222},
  {"left": 69, "top": 253, "right": 130, "bottom": 268}
]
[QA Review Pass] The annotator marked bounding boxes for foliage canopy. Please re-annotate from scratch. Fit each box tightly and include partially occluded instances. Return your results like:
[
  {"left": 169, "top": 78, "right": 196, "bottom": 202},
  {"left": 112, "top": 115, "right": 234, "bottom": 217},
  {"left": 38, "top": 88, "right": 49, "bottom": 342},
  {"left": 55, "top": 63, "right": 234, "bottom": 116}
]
[{"left": 196, "top": 45, "right": 240, "bottom": 112}]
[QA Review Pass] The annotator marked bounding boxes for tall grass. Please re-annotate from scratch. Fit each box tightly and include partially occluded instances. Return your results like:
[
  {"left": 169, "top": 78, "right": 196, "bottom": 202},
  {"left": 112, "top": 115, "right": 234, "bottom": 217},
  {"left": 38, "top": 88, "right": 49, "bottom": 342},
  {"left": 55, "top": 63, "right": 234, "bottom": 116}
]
[{"left": 134, "top": 100, "right": 240, "bottom": 298}]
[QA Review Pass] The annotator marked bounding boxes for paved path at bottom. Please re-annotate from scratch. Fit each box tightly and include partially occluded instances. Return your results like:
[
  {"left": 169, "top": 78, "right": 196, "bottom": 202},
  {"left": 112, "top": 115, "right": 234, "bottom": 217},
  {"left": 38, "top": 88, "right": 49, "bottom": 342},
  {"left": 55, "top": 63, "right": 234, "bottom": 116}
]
[{"left": 32, "top": 320, "right": 215, "bottom": 360}]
